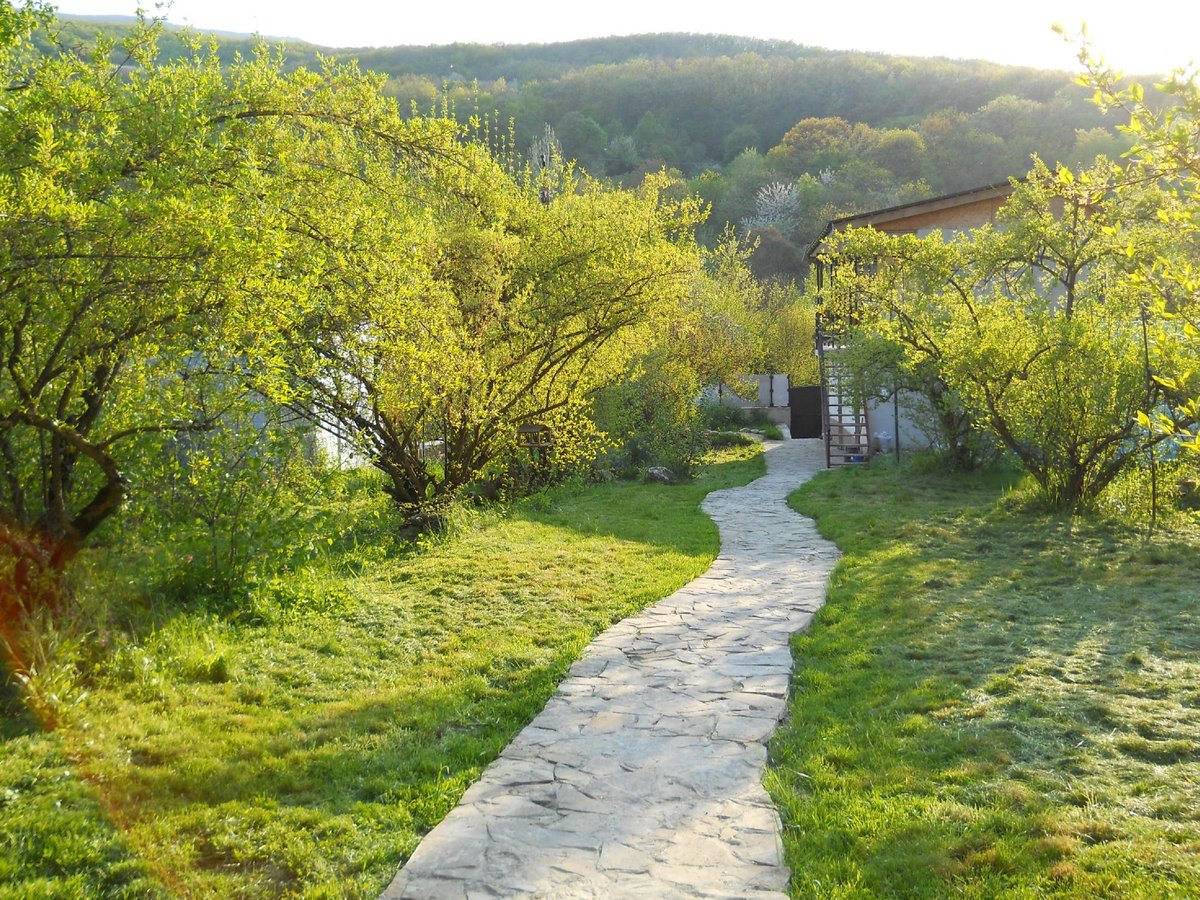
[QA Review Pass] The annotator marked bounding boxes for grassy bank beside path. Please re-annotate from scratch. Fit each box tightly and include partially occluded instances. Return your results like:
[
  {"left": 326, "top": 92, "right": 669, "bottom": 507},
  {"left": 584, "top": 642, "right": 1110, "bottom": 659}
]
[
  {"left": 767, "top": 460, "right": 1200, "bottom": 898},
  {"left": 1, "top": 444, "right": 763, "bottom": 898}
]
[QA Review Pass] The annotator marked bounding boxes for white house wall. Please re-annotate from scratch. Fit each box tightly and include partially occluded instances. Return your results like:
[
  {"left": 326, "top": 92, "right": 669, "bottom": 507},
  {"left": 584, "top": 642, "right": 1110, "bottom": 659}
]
[{"left": 865, "top": 390, "right": 939, "bottom": 453}]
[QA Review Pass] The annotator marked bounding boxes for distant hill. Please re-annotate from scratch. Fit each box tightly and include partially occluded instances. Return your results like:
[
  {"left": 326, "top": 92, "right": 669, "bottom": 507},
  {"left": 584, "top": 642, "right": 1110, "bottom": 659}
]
[
  {"left": 57, "top": 19, "right": 824, "bottom": 79},
  {"left": 58, "top": 13, "right": 302, "bottom": 43},
  {"left": 51, "top": 15, "right": 1125, "bottom": 273},
  {"left": 346, "top": 33, "right": 831, "bottom": 83},
  {"left": 58, "top": 13, "right": 140, "bottom": 24},
  {"left": 54, "top": 16, "right": 1089, "bottom": 164}
]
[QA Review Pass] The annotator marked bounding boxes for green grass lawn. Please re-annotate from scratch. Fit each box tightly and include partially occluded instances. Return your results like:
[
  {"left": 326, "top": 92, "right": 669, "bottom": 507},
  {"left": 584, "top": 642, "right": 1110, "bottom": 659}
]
[
  {"left": 1, "top": 445, "right": 763, "bottom": 898},
  {"left": 0, "top": 681, "right": 164, "bottom": 898},
  {"left": 767, "top": 459, "right": 1200, "bottom": 898}
]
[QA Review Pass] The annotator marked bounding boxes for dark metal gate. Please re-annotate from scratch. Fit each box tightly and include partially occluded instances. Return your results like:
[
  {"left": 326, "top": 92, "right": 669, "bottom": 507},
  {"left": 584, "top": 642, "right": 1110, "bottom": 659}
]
[{"left": 789, "top": 386, "right": 822, "bottom": 438}]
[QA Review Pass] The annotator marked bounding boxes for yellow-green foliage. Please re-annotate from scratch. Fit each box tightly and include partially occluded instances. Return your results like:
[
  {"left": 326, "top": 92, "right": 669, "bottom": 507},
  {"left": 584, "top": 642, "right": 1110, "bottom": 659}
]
[
  {"left": 762, "top": 280, "right": 819, "bottom": 385},
  {"left": 0, "top": 3, "right": 735, "bottom": 565},
  {"left": 819, "top": 158, "right": 1200, "bottom": 508},
  {"left": 1073, "top": 52, "right": 1200, "bottom": 454}
]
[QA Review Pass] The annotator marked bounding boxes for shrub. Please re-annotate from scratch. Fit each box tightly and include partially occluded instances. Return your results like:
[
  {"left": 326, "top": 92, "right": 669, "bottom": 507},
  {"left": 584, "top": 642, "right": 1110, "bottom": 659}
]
[
  {"left": 131, "top": 413, "right": 332, "bottom": 612},
  {"left": 697, "top": 400, "right": 750, "bottom": 431},
  {"left": 818, "top": 159, "right": 1200, "bottom": 508},
  {"left": 594, "top": 363, "right": 707, "bottom": 478},
  {"left": 708, "top": 430, "right": 757, "bottom": 449}
]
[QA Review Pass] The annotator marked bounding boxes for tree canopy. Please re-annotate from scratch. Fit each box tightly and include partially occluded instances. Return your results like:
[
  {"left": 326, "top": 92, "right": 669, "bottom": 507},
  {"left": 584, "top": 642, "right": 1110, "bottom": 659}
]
[
  {"left": 1071, "top": 45, "right": 1200, "bottom": 453},
  {"left": 2, "top": 5, "right": 768, "bottom": 612},
  {"left": 816, "top": 159, "right": 1200, "bottom": 507},
  {"left": 53, "top": 14, "right": 1132, "bottom": 281}
]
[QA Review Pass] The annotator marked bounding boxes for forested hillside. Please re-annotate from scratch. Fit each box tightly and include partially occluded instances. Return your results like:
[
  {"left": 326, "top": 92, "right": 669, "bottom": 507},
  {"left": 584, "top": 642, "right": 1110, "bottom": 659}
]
[{"left": 56, "top": 15, "right": 1131, "bottom": 274}]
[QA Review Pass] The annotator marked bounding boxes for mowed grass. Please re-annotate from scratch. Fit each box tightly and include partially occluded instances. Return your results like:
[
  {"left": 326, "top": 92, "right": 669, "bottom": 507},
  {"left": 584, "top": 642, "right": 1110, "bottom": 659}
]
[
  {"left": 767, "top": 459, "right": 1200, "bottom": 898},
  {"left": 0, "top": 681, "right": 163, "bottom": 898},
  {"left": 0, "top": 445, "right": 763, "bottom": 898}
]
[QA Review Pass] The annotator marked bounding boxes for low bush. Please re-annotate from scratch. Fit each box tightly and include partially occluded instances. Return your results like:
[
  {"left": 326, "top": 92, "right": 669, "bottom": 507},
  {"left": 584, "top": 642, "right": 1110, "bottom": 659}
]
[
  {"left": 697, "top": 399, "right": 754, "bottom": 431},
  {"left": 761, "top": 423, "right": 785, "bottom": 440},
  {"left": 707, "top": 430, "right": 757, "bottom": 449},
  {"left": 129, "top": 418, "right": 335, "bottom": 614},
  {"left": 593, "top": 364, "right": 708, "bottom": 479}
]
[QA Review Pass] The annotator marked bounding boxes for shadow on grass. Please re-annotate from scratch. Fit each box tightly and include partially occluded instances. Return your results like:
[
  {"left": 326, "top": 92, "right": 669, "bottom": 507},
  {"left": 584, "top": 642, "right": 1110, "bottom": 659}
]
[
  {"left": 0, "top": 671, "right": 34, "bottom": 739},
  {"left": 769, "top": 460, "right": 1200, "bottom": 897},
  {"left": 86, "top": 670, "right": 569, "bottom": 894},
  {"left": 1, "top": 669, "right": 164, "bottom": 897}
]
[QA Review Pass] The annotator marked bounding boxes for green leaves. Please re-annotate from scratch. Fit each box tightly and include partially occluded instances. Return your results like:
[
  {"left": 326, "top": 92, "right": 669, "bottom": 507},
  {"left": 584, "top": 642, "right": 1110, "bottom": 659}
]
[
  {"left": 1071, "top": 53, "right": 1200, "bottom": 454},
  {"left": 242, "top": 99, "right": 713, "bottom": 512},
  {"left": 0, "top": 11, "right": 452, "bottom": 555},
  {"left": 818, "top": 159, "right": 1200, "bottom": 509},
  {"left": 0, "top": 4, "right": 736, "bottom": 558}
]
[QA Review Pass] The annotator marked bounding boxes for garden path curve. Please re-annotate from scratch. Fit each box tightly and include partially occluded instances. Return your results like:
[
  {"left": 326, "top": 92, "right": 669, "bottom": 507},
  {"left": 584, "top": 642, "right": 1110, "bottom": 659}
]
[{"left": 383, "top": 437, "right": 838, "bottom": 899}]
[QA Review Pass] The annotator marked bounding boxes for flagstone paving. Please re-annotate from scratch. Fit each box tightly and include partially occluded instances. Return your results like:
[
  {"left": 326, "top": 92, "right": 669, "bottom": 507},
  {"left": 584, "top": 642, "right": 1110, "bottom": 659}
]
[{"left": 383, "top": 437, "right": 838, "bottom": 899}]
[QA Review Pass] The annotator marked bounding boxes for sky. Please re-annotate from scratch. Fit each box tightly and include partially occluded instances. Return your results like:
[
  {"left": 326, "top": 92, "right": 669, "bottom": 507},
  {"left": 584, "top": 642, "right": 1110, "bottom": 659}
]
[{"left": 49, "top": 0, "right": 1199, "bottom": 75}]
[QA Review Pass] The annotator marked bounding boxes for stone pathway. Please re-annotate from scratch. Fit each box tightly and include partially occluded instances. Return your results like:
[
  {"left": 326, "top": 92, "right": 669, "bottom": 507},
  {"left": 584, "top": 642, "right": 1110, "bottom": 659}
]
[{"left": 383, "top": 437, "right": 839, "bottom": 899}]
